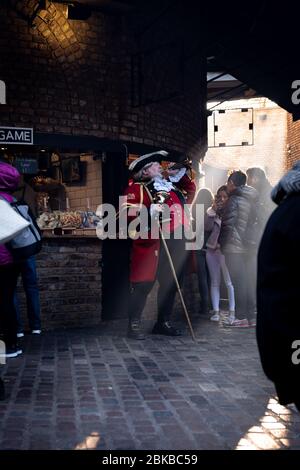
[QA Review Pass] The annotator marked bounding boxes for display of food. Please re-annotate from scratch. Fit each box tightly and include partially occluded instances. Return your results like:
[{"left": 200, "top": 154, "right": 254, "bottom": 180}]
[
  {"left": 37, "top": 211, "right": 62, "bottom": 229},
  {"left": 82, "top": 211, "right": 101, "bottom": 228},
  {"left": 37, "top": 211, "right": 81, "bottom": 229},
  {"left": 60, "top": 211, "right": 82, "bottom": 228}
]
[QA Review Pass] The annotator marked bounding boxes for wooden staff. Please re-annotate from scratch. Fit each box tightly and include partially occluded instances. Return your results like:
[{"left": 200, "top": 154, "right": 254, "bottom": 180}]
[{"left": 153, "top": 190, "right": 197, "bottom": 342}]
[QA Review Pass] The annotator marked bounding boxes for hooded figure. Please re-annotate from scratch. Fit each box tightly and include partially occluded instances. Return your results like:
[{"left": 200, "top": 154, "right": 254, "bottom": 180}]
[{"left": 257, "top": 161, "right": 300, "bottom": 410}]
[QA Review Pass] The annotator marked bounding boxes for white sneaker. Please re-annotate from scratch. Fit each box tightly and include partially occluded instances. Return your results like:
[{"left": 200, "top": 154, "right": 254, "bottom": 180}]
[
  {"left": 17, "top": 332, "right": 24, "bottom": 338},
  {"left": 223, "top": 314, "right": 235, "bottom": 325},
  {"left": 31, "top": 330, "right": 41, "bottom": 335},
  {"left": 210, "top": 312, "right": 220, "bottom": 322},
  {"left": 0, "top": 347, "right": 22, "bottom": 358},
  {"left": 225, "top": 318, "right": 249, "bottom": 328}
]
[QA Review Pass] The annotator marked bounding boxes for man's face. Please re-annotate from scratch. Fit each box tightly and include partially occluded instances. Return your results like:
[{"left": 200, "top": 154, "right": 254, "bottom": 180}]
[
  {"left": 227, "top": 178, "right": 236, "bottom": 193},
  {"left": 143, "top": 161, "right": 162, "bottom": 178}
]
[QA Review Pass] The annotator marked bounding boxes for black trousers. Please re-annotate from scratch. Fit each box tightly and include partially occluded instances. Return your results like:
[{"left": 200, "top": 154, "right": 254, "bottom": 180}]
[
  {"left": 0, "top": 263, "right": 20, "bottom": 348},
  {"left": 195, "top": 250, "right": 210, "bottom": 314},
  {"left": 129, "top": 236, "right": 187, "bottom": 324},
  {"left": 224, "top": 252, "right": 256, "bottom": 321}
]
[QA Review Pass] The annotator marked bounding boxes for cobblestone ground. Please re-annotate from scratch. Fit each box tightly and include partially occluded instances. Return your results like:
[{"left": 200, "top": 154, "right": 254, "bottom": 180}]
[{"left": 0, "top": 318, "right": 299, "bottom": 450}]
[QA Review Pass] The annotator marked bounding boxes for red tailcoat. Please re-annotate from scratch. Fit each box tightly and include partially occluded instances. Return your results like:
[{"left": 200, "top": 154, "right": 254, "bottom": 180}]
[{"left": 123, "top": 174, "right": 196, "bottom": 283}]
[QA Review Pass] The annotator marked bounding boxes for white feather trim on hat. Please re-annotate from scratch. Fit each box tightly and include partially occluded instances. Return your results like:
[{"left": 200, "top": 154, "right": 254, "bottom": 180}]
[{"left": 129, "top": 150, "right": 168, "bottom": 173}]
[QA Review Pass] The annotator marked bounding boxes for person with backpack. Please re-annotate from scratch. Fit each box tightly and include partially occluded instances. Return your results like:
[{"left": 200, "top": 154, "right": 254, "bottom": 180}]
[
  {"left": 13, "top": 182, "right": 42, "bottom": 336},
  {"left": 0, "top": 161, "right": 23, "bottom": 358}
]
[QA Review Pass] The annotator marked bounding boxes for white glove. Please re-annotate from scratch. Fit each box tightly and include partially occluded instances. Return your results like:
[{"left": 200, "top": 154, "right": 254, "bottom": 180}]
[
  {"left": 168, "top": 167, "right": 186, "bottom": 182},
  {"left": 150, "top": 203, "right": 163, "bottom": 217}
]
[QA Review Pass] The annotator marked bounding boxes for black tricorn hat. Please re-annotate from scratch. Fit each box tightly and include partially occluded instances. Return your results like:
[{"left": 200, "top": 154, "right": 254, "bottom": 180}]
[{"left": 129, "top": 150, "right": 169, "bottom": 174}]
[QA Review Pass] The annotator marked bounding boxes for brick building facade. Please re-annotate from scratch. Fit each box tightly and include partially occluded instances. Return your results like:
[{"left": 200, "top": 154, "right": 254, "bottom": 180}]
[
  {"left": 204, "top": 98, "right": 287, "bottom": 192},
  {"left": 204, "top": 97, "right": 300, "bottom": 191},
  {"left": 0, "top": 0, "right": 206, "bottom": 158},
  {"left": 286, "top": 114, "right": 300, "bottom": 169}
]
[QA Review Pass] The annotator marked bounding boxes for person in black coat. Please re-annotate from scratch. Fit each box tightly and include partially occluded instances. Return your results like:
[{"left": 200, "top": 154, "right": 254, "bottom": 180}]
[
  {"left": 246, "top": 167, "right": 275, "bottom": 239},
  {"left": 219, "top": 170, "right": 258, "bottom": 326},
  {"left": 257, "top": 162, "right": 300, "bottom": 410}
]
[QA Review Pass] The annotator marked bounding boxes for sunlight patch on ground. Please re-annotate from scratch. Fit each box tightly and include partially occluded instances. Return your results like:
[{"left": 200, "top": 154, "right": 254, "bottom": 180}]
[
  {"left": 235, "top": 398, "right": 290, "bottom": 450},
  {"left": 75, "top": 432, "right": 101, "bottom": 450}
]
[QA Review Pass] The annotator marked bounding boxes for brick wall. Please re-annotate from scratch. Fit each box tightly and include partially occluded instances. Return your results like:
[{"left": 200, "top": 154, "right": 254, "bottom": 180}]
[
  {"left": 2, "top": 0, "right": 207, "bottom": 331},
  {"left": 0, "top": 0, "right": 206, "bottom": 160},
  {"left": 15, "top": 238, "right": 199, "bottom": 331},
  {"left": 205, "top": 98, "right": 287, "bottom": 189},
  {"left": 286, "top": 113, "right": 300, "bottom": 169},
  {"left": 16, "top": 238, "right": 102, "bottom": 330}
]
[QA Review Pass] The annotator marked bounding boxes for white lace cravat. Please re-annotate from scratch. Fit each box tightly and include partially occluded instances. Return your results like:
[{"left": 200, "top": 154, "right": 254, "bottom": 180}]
[{"left": 152, "top": 176, "right": 174, "bottom": 192}]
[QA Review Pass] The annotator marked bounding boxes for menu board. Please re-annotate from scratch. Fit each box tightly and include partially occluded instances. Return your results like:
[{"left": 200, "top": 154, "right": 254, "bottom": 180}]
[{"left": 14, "top": 157, "right": 38, "bottom": 174}]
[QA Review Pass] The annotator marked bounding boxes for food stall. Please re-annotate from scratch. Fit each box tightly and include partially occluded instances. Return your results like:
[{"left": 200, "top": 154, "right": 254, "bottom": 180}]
[
  {"left": 25, "top": 152, "right": 101, "bottom": 238},
  {"left": 1, "top": 147, "right": 103, "bottom": 329}
]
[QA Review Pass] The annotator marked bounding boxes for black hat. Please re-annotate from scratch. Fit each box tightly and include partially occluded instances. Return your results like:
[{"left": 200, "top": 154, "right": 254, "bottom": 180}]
[{"left": 129, "top": 150, "right": 168, "bottom": 174}]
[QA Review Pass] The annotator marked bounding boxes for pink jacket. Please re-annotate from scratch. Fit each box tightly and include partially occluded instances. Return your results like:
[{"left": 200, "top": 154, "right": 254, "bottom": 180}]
[{"left": 0, "top": 162, "right": 21, "bottom": 265}]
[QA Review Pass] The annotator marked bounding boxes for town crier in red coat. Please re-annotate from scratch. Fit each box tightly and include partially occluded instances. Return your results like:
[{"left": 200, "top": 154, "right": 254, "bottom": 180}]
[{"left": 123, "top": 150, "right": 196, "bottom": 339}]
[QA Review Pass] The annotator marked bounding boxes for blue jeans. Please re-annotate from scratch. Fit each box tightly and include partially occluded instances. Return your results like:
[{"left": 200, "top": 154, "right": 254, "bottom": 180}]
[{"left": 14, "top": 256, "right": 41, "bottom": 332}]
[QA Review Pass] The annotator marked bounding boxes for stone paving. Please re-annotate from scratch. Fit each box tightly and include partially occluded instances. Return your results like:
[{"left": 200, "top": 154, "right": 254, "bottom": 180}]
[{"left": 0, "top": 318, "right": 299, "bottom": 450}]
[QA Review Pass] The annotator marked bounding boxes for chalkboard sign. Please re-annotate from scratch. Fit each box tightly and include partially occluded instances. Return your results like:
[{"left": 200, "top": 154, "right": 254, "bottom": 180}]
[{"left": 14, "top": 157, "right": 38, "bottom": 174}]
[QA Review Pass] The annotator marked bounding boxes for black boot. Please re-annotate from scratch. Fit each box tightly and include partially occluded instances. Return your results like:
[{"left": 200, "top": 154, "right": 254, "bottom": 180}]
[
  {"left": 128, "top": 319, "right": 145, "bottom": 340},
  {"left": 152, "top": 321, "right": 182, "bottom": 336},
  {"left": 0, "top": 378, "right": 5, "bottom": 401}
]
